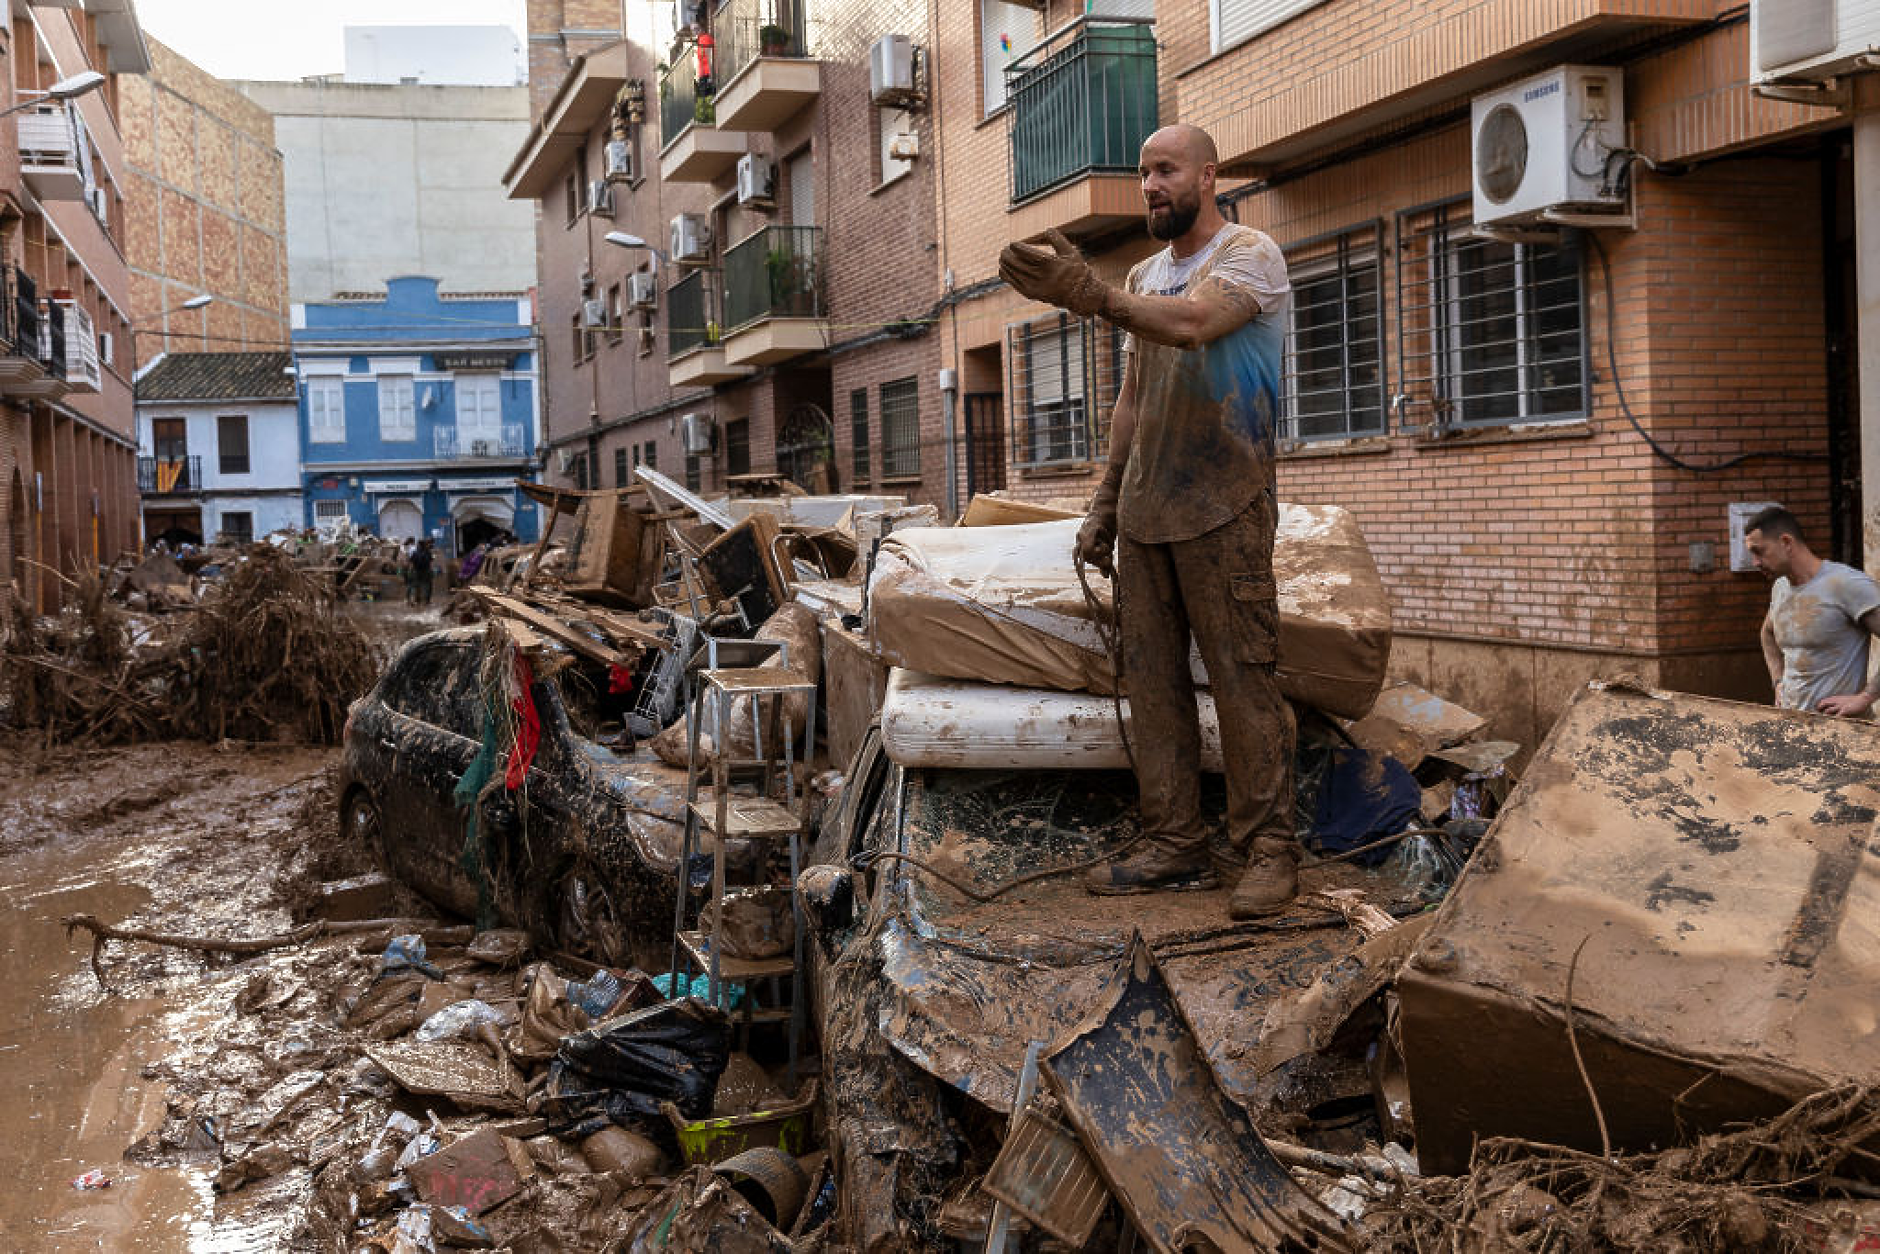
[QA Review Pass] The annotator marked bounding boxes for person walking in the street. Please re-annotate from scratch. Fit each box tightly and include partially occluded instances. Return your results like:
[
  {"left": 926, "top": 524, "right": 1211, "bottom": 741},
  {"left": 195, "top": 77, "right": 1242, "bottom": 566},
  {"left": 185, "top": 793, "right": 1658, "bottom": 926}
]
[
  {"left": 1746, "top": 505, "right": 1880, "bottom": 716},
  {"left": 999, "top": 123, "right": 1299, "bottom": 918},
  {"left": 411, "top": 539, "right": 435, "bottom": 606}
]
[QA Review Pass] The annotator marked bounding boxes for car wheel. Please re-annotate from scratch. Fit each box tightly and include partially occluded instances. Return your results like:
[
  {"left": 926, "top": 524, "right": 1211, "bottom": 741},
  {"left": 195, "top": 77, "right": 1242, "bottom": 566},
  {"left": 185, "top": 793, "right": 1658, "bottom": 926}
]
[{"left": 341, "top": 788, "right": 388, "bottom": 864}]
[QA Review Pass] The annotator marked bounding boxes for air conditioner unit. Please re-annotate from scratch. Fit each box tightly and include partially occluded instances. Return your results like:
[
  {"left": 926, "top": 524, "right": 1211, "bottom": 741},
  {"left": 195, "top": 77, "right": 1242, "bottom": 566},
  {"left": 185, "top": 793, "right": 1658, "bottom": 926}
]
[
  {"left": 627, "top": 271, "right": 657, "bottom": 309},
  {"left": 680, "top": 411, "right": 716, "bottom": 455},
  {"left": 888, "top": 131, "right": 919, "bottom": 161},
  {"left": 605, "top": 139, "right": 633, "bottom": 182},
  {"left": 870, "top": 34, "right": 919, "bottom": 105},
  {"left": 736, "top": 154, "right": 775, "bottom": 207},
  {"left": 582, "top": 297, "right": 608, "bottom": 328},
  {"left": 1470, "top": 65, "right": 1626, "bottom": 229},
  {"left": 1751, "top": 0, "right": 1880, "bottom": 84},
  {"left": 587, "top": 179, "right": 613, "bottom": 215},
  {"left": 669, "top": 212, "right": 710, "bottom": 263}
]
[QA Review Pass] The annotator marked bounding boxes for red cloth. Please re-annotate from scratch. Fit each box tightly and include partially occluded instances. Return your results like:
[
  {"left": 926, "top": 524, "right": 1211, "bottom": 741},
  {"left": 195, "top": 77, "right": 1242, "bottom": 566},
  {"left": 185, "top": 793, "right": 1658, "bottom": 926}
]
[
  {"left": 608, "top": 664, "right": 635, "bottom": 696},
  {"left": 505, "top": 650, "right": 541, "bottom": 791}
]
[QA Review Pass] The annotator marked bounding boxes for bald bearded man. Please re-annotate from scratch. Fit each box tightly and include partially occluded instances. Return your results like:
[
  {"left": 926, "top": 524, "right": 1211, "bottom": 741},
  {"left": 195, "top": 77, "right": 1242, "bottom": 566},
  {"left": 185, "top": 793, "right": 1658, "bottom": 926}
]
[{"left": 999, "top": 124, "right": 1299, "bottom": 918}]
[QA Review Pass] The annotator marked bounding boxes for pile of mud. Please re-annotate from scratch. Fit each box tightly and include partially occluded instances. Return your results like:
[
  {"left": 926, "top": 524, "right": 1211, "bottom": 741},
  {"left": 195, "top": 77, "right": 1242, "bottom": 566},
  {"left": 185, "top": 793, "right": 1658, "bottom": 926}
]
[{"left": 3, "top": 545, "right": 376, "bottom": 745}]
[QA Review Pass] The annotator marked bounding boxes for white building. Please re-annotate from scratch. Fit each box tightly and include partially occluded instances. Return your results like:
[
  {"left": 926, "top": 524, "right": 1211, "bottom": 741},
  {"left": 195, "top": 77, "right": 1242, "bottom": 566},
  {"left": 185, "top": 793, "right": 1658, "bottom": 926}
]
[
  {"left": 342, "top": 25, "right": 524, "bottom": 86},
  {"left": 133, "top": 352, "right": 302, "bottom": 545}
]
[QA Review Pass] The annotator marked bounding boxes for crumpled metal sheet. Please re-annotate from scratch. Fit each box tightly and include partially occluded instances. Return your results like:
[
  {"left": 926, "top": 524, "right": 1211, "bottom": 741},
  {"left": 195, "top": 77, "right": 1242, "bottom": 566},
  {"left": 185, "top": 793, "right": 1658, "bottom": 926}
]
[{"left": 1043, "top": 933, "right": 1352, "bottom": 1254}]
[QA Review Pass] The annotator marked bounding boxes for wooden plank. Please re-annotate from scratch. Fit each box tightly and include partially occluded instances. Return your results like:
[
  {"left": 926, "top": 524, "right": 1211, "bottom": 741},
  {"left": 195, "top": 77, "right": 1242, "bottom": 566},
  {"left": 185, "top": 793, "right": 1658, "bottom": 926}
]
[{"left": 471, "top": 590, "right": 640, "bottom": 669}]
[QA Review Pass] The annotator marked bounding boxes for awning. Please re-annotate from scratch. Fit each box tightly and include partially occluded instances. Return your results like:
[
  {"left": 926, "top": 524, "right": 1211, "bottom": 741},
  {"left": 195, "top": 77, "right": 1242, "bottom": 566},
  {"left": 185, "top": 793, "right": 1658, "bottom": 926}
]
[{"left": 450, "top": 495, "right": 516, "bottom": 526}]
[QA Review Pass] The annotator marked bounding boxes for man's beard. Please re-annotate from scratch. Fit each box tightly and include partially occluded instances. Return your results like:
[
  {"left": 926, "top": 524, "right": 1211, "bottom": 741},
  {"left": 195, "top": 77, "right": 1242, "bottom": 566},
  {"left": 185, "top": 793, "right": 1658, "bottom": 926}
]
[{"left": 1147, "top": 193, "right": 1200, "bottom": 240}]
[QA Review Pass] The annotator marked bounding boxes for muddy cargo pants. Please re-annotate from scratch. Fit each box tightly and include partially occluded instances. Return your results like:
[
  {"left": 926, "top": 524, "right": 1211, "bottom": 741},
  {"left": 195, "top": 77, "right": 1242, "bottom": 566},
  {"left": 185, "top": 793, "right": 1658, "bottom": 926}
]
[{"left": 1117, "top": 493, "right": 1296, "bottom": 859}]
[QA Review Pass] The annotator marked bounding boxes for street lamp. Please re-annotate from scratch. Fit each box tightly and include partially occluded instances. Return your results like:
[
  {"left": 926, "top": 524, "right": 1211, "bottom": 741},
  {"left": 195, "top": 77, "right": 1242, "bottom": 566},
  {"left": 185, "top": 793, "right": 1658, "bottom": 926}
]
[
  {"left": 0, "top": 71, "right": 107, "bottom": 119},
  {"left": 604, "top": 231, "right": 668, "bottom": 268},
  {"left": 131, "top": 293, "right": 214, "bottom": 323}
]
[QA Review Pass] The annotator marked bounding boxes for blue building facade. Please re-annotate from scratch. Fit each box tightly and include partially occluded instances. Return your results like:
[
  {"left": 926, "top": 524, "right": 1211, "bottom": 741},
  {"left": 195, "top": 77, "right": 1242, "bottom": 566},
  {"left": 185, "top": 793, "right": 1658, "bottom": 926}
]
[{"left": 294, "top": 276, "right": 540, "bottom": 553}]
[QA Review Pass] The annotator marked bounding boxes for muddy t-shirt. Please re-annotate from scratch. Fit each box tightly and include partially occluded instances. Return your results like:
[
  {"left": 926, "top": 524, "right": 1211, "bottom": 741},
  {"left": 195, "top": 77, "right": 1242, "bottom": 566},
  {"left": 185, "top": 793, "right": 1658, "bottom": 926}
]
[
  {"left": 1769, "top": 561, "right": 1880, "bottom": 712},
  {"left": 1117, "top": 223, "right": 1290, "bottom": 544}
]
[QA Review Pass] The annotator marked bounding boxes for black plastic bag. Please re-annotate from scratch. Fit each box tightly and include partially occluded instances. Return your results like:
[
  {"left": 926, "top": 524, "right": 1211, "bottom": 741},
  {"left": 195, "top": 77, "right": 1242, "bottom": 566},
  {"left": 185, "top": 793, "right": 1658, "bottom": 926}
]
[{"left": 539, "top": 996, "right": 731, "bottom": 1140}]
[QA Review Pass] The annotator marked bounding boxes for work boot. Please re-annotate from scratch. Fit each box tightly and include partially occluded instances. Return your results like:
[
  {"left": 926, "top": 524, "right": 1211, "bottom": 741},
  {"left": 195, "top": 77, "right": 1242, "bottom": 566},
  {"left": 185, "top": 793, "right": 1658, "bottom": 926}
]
[
  {"left": 1084, "top": 842, "right": 1218, "bottom": 896},
  {"left": 1228, "top": 837, "right": 1300, "bottom": 919}
]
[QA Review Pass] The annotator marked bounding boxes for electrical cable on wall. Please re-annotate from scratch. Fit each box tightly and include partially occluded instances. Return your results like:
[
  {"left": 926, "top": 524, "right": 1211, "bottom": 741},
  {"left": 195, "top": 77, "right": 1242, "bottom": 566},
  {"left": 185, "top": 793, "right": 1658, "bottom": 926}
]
[{"left": 1587, "top": 231, "right": 1828, "bottom": 474}]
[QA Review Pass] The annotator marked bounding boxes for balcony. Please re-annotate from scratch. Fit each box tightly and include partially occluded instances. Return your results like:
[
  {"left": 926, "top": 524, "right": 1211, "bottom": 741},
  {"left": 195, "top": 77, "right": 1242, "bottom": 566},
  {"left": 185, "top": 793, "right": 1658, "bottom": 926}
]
[
  {"left": 15, "top": 299, "right": 68, "bottom": 399},
  {"left": 0, "top": 267, "right": 61, "bottom": 394},
  {"left": 659, "top": 55, "right": 748, "bottom": 184},
  {"left": 712, "top": 0, "right": 819, "bottom": 133},
  {"left": 1004, "top": 18, "right": 1154, "bottom": 237},
  {"left": 721, "top": 226, "right": 826, "bottom": 366},
  {"left": 504, "top": 42, "right": 631, "bottom": 200},
  {"left": 18, "top": 101, "right": 88, "bottom": 201},
  {"left": 667, "top": 267, "right": 753, "bottom": 387},
  {"left": 138, "top": 455, "right": 203, "bottom": 496},
  {"left": 433, "top": 424, "right": 530, "bottom": 461}
]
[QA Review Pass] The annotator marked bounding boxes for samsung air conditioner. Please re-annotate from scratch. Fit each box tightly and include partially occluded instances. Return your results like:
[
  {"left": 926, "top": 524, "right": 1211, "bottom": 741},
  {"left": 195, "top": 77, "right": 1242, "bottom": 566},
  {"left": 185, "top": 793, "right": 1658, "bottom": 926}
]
[
  {"left": 605, "top": 139, "right": 633, "bottom": 182},
  {"left": 669, "top": 212, "right": 710, "bottom": 263},
  {"left": 736, "top": 154, "right": 776, "bottom": 207},
  {"left": 582, "top": 297, "right": 608, "bottom": 328},
  {"left": 1751, "top": 0, "right": 1880, "bottom": 85},
  {"left": 680, "top": 411, "right": 716, "bottom": 455},
  {"left": 587, "top": 179, "right": 613, "bottom": 215},
  {"left": 1470, "top": 65, "right": 1626, "bottom": 228},
  {"left": 870, "top": 34, "right": 919, "bottom": 106},
  {"left": 627, "top": 271, "right": 657, "bottom": 309}
]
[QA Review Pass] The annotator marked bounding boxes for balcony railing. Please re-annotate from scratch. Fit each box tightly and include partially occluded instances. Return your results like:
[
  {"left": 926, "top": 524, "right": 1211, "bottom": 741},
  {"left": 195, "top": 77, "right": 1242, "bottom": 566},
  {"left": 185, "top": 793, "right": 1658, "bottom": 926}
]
[
  {"left": 3, "top": 266, "right": 40, "bottom": 361},
  {"left": 714, "top": 0, "right": 811, "bottom": 90},
  {"left": 724, "top": 226, "right": 822, "bottom": 331},
  {"left": 1007, "top": 18, "right": 1156, "bottom": 205},
  {"left": 57, "top": 301, "right": 99, "bottom": 391},
  {"left": 433, "top": 424, "right": 529, "bottom": 460},
  {"left": 668, "top": 267, "right": 722, "bottom": 358},
  {"left": 660, "top": 55, "right": 711, "bottom": 147},
  {"left": 138, "top": 455, "right": 202, "bottom": 495},
  {"left": 17, "top": 100, "right": 87, "bottom": 201},
  {"left": 39, "top": 300, "right": 66, "bottom": 381}
]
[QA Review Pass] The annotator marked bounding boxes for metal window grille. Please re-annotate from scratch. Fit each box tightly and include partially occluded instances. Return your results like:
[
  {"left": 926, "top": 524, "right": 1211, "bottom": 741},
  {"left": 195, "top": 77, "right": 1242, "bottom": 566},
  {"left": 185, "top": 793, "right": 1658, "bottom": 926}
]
[
  {"left": 1396, "top": 200, "right": 1588, "bottom": 429},
  {"left": 1282, "top": 224, "right": 1384, "bottom": 441},
  {"left": 1007, "top": 312, "right": 1123, "bottom": 467},
  {"left": 221, "top": 511, "right": 253, "bottom": 544},
  {"left": 684, "top": 452, "right": 702, "bottom": 492},
  {"left": 643, "top": 440, "right": 658, "bottom": 470},
  {"left": 725, "top": 418, "right": 751, "bottom": 477},
  {"left": 879, "top": 377, "right": 920, "bottom": 479},
  {"left": 849, "top": 387, "right": 870, "bottom": 484},
  {"left": 615, "top": 446, "right": 630, "bottom": 487}
]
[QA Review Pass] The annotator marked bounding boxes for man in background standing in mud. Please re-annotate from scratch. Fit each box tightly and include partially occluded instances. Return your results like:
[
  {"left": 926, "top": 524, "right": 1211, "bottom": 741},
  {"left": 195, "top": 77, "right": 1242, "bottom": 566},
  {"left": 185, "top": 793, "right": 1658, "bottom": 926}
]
[
  {"left": 1747, "top": 505, "right": 1880, "bottom": 717},
  {"left": 999, "top": 123, "right": 1300, "bottom": 918}
]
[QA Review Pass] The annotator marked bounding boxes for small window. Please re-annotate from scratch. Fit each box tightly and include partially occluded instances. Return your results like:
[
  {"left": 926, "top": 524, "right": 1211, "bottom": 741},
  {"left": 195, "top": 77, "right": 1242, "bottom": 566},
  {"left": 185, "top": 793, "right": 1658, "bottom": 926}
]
[
  {"left": 1282, "top": 225, "right": 1384, "bottom": 441},
  {"left": 571, "top": 313, "right": 589, "bottom": 364},
  {"left": 378, "top": 375, "right": 416, "bottom": 442},
  {"left": 724, "top": 418, "right": 751, "bottom": 477},
  {"left": 307, "top": 377, "right": 345, "bottom": 444},
  {"left": 879, "top": 377, "right": 920, "bottom": 479},
  {"left": 877, "top": 107, "right": 914, "bottom": 185},
  {"left": 606, "top": 283, "right": 624, "bottom": 344},
  {"left": 217, "top": 413, "right": 250, "bottom": 475},
  {"left": 849, "top": 387, "right": 870, "bottom": 485},
  {"left": 1396, "top": 200, "right": 1587, "bottom": 428},
  {"left": 980, "top": 0, "right": 1038, "bottom": 115},
  {"left": 642, "top": 440, "right": 657, "bottom": 470},
  {"left": 685, "top": 451, "right": 702, "bottom": 492},
  {"left": 565, "top": 146, "right": 586, "bottom": 226},
  {"left": 313, "top": 498, "right": 349, "bottom": 528},
  {"left": 615, "top": 446, "right": 630, "bottom": 487},
  {"left": 383, "top": 643, "right": 479, "bottom": 737},
  {"left": 569, "top": 451, "right": 589, "bottom": 490},
  {"left": 1212, "top": 0, "right": 1329, "bottom": 54},
  {"left": 1006, "top": 314, "right": 1125, "bottom": 467},
  {"left": 220, "top": 510, "right": 253, "bottom": 544}
]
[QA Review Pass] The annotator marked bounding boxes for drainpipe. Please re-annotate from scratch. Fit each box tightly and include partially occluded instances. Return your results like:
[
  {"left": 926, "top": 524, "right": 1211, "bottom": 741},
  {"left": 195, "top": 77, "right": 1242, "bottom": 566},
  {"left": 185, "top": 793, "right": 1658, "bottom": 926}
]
[{"left": 938, "top": 366, "right": 958, "bottom": 519}]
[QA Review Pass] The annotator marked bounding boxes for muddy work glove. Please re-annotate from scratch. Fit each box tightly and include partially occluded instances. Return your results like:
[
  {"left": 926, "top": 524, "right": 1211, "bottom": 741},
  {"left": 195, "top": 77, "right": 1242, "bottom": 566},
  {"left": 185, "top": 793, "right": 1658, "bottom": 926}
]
[
  {"left": 1074, "top": 461, "right": 1125, "bottom": 579},
  {"left": 1000, "top": 229, "right": 1116, "bottom": 319}
]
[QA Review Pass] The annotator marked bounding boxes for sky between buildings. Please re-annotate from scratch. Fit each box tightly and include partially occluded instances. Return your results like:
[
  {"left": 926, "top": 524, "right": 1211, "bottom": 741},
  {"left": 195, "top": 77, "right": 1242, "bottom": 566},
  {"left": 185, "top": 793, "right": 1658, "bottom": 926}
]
[{"left": 134, "top": 0, "right": 529, "bottom": 83}]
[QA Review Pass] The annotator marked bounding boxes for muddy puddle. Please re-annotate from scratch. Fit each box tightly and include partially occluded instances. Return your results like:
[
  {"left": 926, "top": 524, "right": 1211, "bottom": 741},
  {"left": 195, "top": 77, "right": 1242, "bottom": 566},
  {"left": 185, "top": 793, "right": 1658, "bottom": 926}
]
[{"left": 0, "top": 741, "right": 338, "bottom": 1250}]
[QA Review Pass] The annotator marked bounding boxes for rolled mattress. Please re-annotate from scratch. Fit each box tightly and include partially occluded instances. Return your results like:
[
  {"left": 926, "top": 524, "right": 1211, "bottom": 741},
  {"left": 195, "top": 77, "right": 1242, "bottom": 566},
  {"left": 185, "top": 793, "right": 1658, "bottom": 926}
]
[
  {"left": 867, "top": 505, "right": 1391, "bottom": 719},
  {"left": 880, "top": 668, "right": 1224, "bottom": 772}
]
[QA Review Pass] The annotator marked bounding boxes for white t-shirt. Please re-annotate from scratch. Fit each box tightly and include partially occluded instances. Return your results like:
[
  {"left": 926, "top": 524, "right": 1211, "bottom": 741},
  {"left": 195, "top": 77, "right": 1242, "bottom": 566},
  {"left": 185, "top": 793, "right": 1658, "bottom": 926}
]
[
  {"left": 1122, "top": 223, "right": 1291, "bottom": 353},
  {"left": 1770, "top": 560, "right": 1880, "bottom": 712}
]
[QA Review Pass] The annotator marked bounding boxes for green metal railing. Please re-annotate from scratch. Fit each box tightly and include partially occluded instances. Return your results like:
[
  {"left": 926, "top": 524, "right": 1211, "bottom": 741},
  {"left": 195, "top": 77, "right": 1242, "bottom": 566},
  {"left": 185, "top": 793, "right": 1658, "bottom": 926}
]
[
  {"left": 724, "top": 226, "right": 822, "bottom": 331},
  {"left": 714, "top": 0, "right": 811, "bottom": 93},
  {"left": 660, "top": 55, "right": 711, "bottom": 148},
  {"left": 1006, "top": 18, "right": 1156, "bottom": 205},
  {"left": 668, "top": 267, "right": 721, "bottom": 358}
]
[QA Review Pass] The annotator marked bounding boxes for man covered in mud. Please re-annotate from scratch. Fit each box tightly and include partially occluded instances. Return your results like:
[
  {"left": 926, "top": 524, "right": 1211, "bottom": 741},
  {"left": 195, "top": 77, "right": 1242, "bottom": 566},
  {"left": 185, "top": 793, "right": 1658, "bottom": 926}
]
[
  {"left": 1747, "top": 505, "right": 1880, "bottom": 717},
  {"left": 998, "top": 124, "right": 1298, "bottom": 918}
]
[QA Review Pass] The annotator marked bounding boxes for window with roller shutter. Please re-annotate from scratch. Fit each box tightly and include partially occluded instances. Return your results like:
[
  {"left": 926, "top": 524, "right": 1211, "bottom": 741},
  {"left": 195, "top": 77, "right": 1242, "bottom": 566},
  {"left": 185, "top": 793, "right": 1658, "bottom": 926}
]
[{"left": 1211, "top": 0, "right": 1328, "bottom": 54}]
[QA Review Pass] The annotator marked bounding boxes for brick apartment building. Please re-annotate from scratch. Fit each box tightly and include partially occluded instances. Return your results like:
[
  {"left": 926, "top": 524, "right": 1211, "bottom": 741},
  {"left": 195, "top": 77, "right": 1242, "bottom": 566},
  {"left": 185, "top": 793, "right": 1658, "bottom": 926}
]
[
  {"left": 507, "top": 0, "right": 946, "bottom": 510},
  {"left": 941, "top": 0, "right": 1875, "bottom": 749},
  {"left": 0, "top": 3, "right": 148, "bottom": 613}
]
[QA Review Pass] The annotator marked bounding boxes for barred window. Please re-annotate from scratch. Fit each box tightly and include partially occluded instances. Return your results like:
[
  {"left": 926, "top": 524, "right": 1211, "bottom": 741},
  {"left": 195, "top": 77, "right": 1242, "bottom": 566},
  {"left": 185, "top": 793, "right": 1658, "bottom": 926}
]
[
  {"left": 725, "top": 418, "right": 751, "bottom": 477},
  {"left": 1007, "top": 313, "right": 1124, "bottom": 468},
  {"left": 614, "top": 446, "right": 630, "bottom": 487},
  {"left": 1397, "top": 200, "right": 1587, "bottom": 428},
  {"left": 684, "top": 452, "right": 702, "bottom": 492},
  {"left": 849, "top": 387, "right": 871, "bottom": 485},
  {"left": 879, "top": 377, "right": 920, "bottom": 479},
  {"left": 1282, "top": 224, "right": 1383, "bottom": 441}
]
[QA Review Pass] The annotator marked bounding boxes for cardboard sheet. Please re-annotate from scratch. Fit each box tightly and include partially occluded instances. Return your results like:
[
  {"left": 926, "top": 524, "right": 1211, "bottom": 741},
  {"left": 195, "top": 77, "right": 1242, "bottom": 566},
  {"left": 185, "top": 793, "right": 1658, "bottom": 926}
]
[
  {"left": 867, "top": 506, "right": 1391, "bottom": 718},
  {"left": 1400, "top": 684, "right": 1880, "bottom": 1173}
]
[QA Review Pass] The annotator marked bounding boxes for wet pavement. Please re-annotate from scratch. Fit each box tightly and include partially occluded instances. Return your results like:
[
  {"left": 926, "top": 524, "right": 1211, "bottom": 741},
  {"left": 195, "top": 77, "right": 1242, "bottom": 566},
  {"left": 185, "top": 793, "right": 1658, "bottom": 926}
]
[{"left": 0, "top": 740, "right": 338, "bottom": 1251}]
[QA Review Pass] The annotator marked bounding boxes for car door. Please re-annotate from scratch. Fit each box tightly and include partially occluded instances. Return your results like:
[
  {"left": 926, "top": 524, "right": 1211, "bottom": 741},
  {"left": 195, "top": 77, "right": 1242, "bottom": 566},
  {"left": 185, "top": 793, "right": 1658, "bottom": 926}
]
[{"left": 377, "top": 640, "right": 486, "bottom": 915}]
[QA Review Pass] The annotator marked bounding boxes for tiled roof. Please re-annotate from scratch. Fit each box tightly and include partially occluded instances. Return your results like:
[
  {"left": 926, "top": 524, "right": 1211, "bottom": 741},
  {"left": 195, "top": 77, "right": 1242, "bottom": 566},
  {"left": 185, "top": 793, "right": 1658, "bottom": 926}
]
[{"left": 135, "top": 352, "right": 296, "bottom": 402}]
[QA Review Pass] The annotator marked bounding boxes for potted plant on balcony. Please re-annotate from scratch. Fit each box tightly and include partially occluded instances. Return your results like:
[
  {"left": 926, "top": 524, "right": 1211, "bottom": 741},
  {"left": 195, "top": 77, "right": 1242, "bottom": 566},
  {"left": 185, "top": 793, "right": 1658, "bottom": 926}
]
[{"left": 760, "top": 24, "right": 792, "bottom": 56}]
